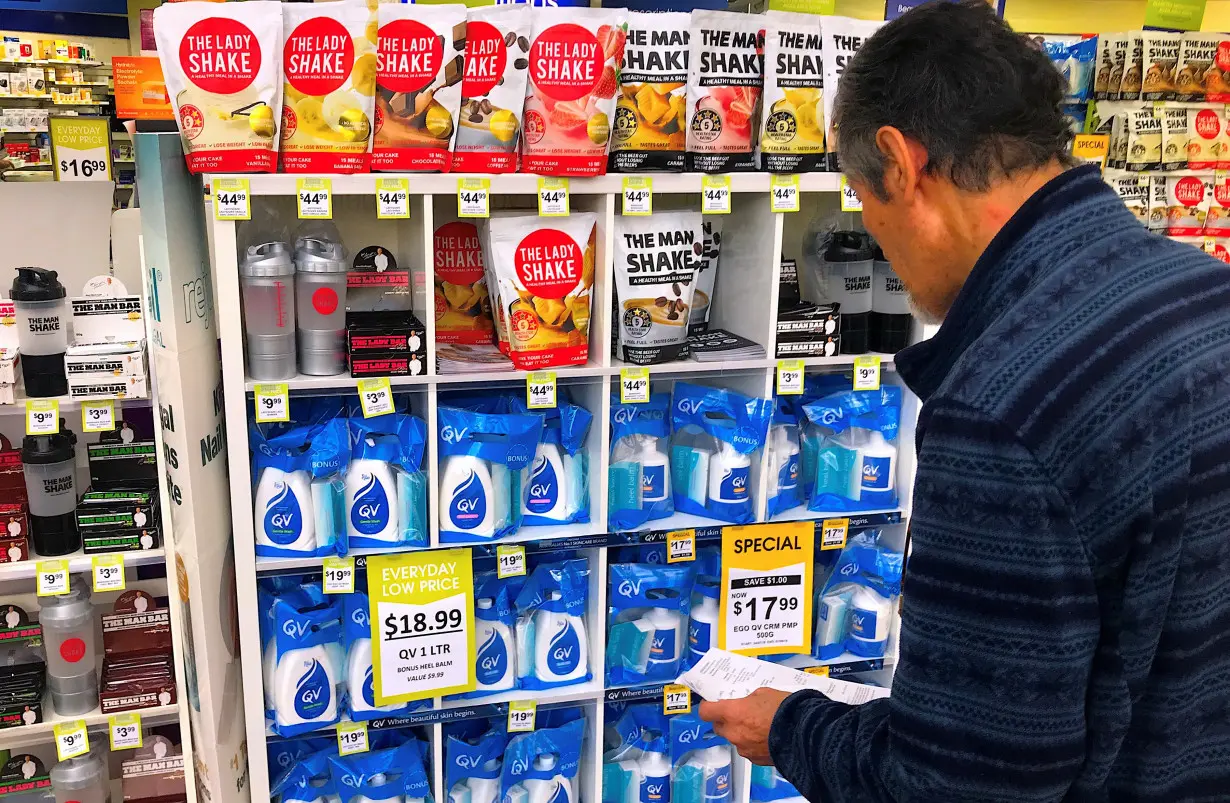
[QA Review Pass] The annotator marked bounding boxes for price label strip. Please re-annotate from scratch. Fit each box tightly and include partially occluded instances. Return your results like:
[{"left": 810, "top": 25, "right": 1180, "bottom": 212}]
[
  {"left": 666, "top": 530, "right": 696, "bottom": 563},
  {"left": 776, "top": 360, "right": 804, "bottom": 395},
  {"left": 37, "top": 559, "right": 69, "bottom": 597},
  {"left": 109, "top": 712, "right": 142, "bottom": 751},
  {"left": 538, "top": 177, "right": 570, "bottom": 217},
  {"left": 701, "top": 175, "right": 732, "bottom": 215},
  {"left": 54, "top": 720, "right": 90, "bottom": 761},
  {"left": 839, "top": 176, "right": 863, "bottom": 213},
  {"left": 622, "top": 177, "right": 652, "bottom": 216},
  {"left": 357, "top": 377, "right": 395, "bottom": 418},
  {"left": 81, "top": 399, "right": 115, "bottom": 433},
  {"left": 663, "top": 684, "right": 692, "bottom": 715},
  {"left": 322, "top": 557, "right": 356, "bottom": 595},
  {"left": 719, "top": 522, "right": 815, "bottom": 656},
  {"left": 526, "top": 371, "right": 557, "bottom": 410},
  {"left": 458, "top": 178, "right": 491, "bottom": 218},
  {"left": 214, "top": 177, "right": 251, "bottom": 221},
  {"left": 508, "top": 700, "right": 537, "bottom": 733},
  {"left": 368, "top": 550, "right": 476, "bottom": 703},
  {"left": 619, "top": 367, "right": 650, "bottom": 404},
  {"left": 337, "top": 722, "right": 370, "bottom": 756},
  {"left": 297, "top": 177, "right": 333, "bottom": 219},
  {"left": 253, "top": 383, "right": 290, "bottom": 424},
  {"left": 92, "top": 554, "right": 126, "bottom": 592},
  {"left": 497, "top": 545, "right": 526, "bottom": 579},
  {"left": 853, "top": 355, "right": 881, "bottom": 391},
  {"left": 26, "top": 399, "right": 59, "bottom": 436},
  {"left": 376, "top": 177, "right": 410, "bottom": 220},
  {"left": 771, "top": 175, "right": 800, "bottom": 213}
]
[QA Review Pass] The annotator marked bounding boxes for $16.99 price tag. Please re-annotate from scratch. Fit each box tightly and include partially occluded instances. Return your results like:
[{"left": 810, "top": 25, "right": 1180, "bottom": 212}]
[{"left": 720, "top": 522, "right": 814, "bottom": 656}]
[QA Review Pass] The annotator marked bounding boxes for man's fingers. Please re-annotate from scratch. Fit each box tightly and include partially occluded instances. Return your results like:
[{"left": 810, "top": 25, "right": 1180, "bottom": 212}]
[{"left": 698, "top": 699, "right": 726, "bottom": 723}]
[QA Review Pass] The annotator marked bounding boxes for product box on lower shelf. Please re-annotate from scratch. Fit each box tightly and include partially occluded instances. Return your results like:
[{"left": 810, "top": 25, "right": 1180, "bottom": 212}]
[
  {"left": 776, "top": 302, "right": 840, "bottom": 358},
  {"left": 121, "top": 737, "right": 187, "bottom": 803},
  {"left": 64, "top": 341, "right": 147, "bottom": 378},
  {"left": 88, "top": 437, "right": 158, "bottom": 490},
  {"left": 100, "top": 590, "right": 177, "bottom": 714},
  {"left": 0, "top": 607, "right": 46, "bottom": 730},
  {"left": 347, "top": 312, "right": 427, "bottom": 378},
  {"left": 0, "top": 347, "right": 16, "bottom": 385},
  {"left": 68, "top": 374, "right": 149, "bottom": 401}
]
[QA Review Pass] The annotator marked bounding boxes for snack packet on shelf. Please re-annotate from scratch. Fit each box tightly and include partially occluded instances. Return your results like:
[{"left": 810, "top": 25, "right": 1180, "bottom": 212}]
[
  {"left": 609, "top": 11, "right": 689, "bottom": 173},
  {"left": 759, "top": 11, "right": 825, "bottom": 173},
  {"left": 434, "top": 220, "right": 495, "bottom": 345},
  {"left": 452, "top": 4, "right": 533, "bottom": 174},
  {"left": 686, "top": 9, "right": 764, "bottom": 173}
]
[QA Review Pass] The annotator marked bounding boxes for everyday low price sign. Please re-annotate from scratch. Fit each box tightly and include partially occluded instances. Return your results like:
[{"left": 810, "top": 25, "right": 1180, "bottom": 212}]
[
  {"left": 367, "top": 550, "right": 475, "bottom": 703},
  {"left": 719, "top": 522, "right": 815, "bottom": 656},
  {"left": 49, "top": 116, "right": 112, "bottom": 182}
]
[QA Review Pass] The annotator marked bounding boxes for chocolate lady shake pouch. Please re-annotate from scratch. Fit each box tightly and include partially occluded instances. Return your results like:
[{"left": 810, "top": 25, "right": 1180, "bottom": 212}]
[
  {"left": 821, "top": 16, "right": 883, "bottom": 171},
  {"left": 153, "top": 1, "right": 284, "bottom": 173},
  {"left": 523, "top": 7, "right": 629, "bottom": 176},
  {"left": 452, "top": 5, "right": 533, "bottom": 173},
  {"left": 1142, "top": 32, "right": 1180, "bottom": 101},
  {"left": 610, "top": 11, "right": 689, "bottom": 173},
  {"left": 279, "top": 2, "right": 374, "bottom": 173},
  {"left": 1174, "top": 33, "right": 1222, "bottom": 101},
  {"left": 373, "top": 3, "right": 467, "bottom": 172},
  {"left": 759, "top": 11, "right": 825, "bottom": 173},
  {"left": 686, "top": 10, "right": 764, "bottom": 173}
]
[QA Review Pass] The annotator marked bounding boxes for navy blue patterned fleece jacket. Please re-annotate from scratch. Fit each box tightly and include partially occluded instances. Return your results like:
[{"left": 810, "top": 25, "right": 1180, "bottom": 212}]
[{"left": 768, "top": 165, "right": 1230, "bottom": 802}]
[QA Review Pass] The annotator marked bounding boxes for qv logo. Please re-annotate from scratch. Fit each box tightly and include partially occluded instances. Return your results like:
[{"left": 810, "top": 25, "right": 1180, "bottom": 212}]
[
  {"left": 616, "top": 578, "right": 644, "bottom": 598},
  {"left": 851, "top": 611, "right": 869, "bottom": 634},
  {"left": 840, "top": 562, "right": 859, "bottom": 577},
  {"left": 264, "top": 483, "right": 302, "bottom": 545},
  {"left": 645, "top": 784, "right": 665, "bottom": 798},
  {"left": 477, "top": 629, "right": 508, "bottom": 683},
  {"left": 449, "top": 471, "right": 487, "bottom": 530},
  {"left": 526, "top": 455, "right": 558, "bottom": 513},
  {"left": 342, "top": 775, "right": 366, "bottom": 789},
  {"left": 351, "top": 606, "right": 369, "bottom": 627},
  {"left": 293, "top": 659, "right": 331, "bottom": 719},
  {"left": 862, "top": 463, "right": 881, "bottom": 481},
  {"left": 281, "top": 618, "right": 313, "bottom": 639},
  {"left": 456, "top": 754, "right": 483, "bottom": 770},
  {"left": 441, "top": 425, "right": 469, "bottom": 444},
  {"left": 511, "top": 758, "right": 529, "bottom": 776},
  {"left": 351, "top": 473, "right": 390, "bottom": 535},
  {"left": 548, "top": 620, "right": 580, "bottom": 674},
  {"left": 676, "top": 397, "right": 704, "bottom": 416},
  {"left": 613, "top": 407, "right": 636, "bottom": 425},
  {"left": 817, "top": 408, "right": 845, "bottom": 427},
  {"left": 677, "top": 726, "right": 703, "bottom": 744}
]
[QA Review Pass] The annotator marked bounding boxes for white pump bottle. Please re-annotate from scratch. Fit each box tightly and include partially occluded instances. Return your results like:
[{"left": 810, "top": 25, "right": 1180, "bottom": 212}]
[
  {"left": 254, "top": 467, "right": 317, "bottom": 552},
  {"left": 439, "top": 455, "right": 496, "bottom": 538}
]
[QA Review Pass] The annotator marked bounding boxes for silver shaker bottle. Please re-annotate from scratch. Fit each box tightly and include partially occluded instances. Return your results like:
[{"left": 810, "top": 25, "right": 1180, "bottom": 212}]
[
  {"left": 239, "top": 242, "right": 297, "bottom": 380},
  {"left": 294, "top": 237, "right": 348, "bottom": 376},
  {"left": 38, "top": 578, "right": 98, "bottom": 716}
]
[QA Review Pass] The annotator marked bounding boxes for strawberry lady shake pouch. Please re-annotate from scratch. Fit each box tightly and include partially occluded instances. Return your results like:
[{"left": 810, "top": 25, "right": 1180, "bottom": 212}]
[
  {"left": 279, "top": 2, "right": 375, "bottom": 173},
  {"left": 686, "top": 10, "right": 765, "bottom": 173},
  {"left": 522, "top": 8, "right": 629, "bottom": 176},
  {"left": 453, "top": 5, "right": 533, "bottom": 173},
  {"left": 153, "top": 0, "right": 284, "bottom": 173},
  {"left": 373, "top": 4, "right": 467, "bottom": 172}
]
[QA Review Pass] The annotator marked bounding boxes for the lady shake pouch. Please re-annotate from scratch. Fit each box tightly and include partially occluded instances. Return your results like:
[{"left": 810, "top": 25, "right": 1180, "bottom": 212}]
[
  {"left": 1142, "top": 31, "right": 1180, "bottom": 101},
  {"left": 610, "top": 11, "right": 689, "bottom": 173},
  {"left": 759, "top": 11, "right": 824, "bottom": 173},
  {"left": 1187, "top": 106, "right": 1224, "bottom": 169},
  {"left": 1166, "top": 175, "right": 1212, "bottom": 236},
  {"left": 435, "top": 220, "right": 494, "bottom": 344},
  {"left": 279, "top": 2, "right": 374, "bottom": 173},
  {"left": 453, "top": 4, "right": 533, "bottom": 173},
  {"left": 153, "top": 0, "right": 284, "bottom": 173},
  {"left": 1206, "top": 180, "right": 1230, "bottom": 237},
  {"left": 613, "top": 211, "right": 702, "bottom": 365},
  {"left": 373, "top": 3, "right": 467, "bottom": 172},
  {"left": 522, "top": 7, "right": 629, "bottom": 176},
  {"left": 686, "top": 10, "right": 764, "bottom": 173}
]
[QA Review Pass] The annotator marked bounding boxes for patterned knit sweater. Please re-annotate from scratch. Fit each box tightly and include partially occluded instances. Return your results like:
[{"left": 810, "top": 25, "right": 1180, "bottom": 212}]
[{"left": 768, "top": 165, "right": 1230, "bottom": 802}]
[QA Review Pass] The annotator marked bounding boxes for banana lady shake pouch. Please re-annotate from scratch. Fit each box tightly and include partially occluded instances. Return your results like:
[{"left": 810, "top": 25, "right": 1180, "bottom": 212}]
[
  {"left": 452, "top": 5, "right": 533, "bottom": 173},
  {"left": 686, "top": 10, "right": 764, "bottom": 173},
  {"left": 759, "top": 11, "right": 824, "bottom": 173},
  {"left": 609, "top": 11, "right": 689, "bottom": 173},
  {"left": 153, "top": 0, "right": 284, "bottom": 173},
  {"left": 373, "top": 4, "right": 467, "bottom": 172},
  {"left": 279, "top": 2, "right": 375, "bottom": 173}
]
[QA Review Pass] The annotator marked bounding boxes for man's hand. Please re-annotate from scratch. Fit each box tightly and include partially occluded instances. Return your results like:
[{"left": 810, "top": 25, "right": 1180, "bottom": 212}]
[{"left": 698, "top": 688, "right": 792, "bottom": 766}]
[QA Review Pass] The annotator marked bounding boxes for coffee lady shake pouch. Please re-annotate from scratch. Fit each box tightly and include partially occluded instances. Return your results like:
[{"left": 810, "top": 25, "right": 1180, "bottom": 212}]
[
  {"left": 279, "top": 2, "right": 374, "bottom": 173},
  {"left": 609, "top": 11, "right": 689, "bottom": 172},
  {"left": 1174, "top": 33, "right": 1222, "bottom": 101},
  {"left": 153, "top": 1, "right": 284, "bottom": 173},
  {"left": 373, "top": 4, "right": 467, "bottom": 172},
  {"left": 686, "top": 10, "right": 764, "bottom": 173},
  {"left": 613, "top": 211, "right": 703, "bottom": 365},
  {"left": 759, "top": 11, "right": 825, "bottom": 173},
  {"left": 452, "top": 5, "right": 533, "bottom": 173},
  {"left": 522, "top": 7, "right": 629, "bottom": 176}
]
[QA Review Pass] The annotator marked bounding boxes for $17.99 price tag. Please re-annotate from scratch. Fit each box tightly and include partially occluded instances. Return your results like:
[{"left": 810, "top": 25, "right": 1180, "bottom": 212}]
[
  {"left": 666, "top": 530, "right": 696, "bottom": 563},
  {"left": 663, "top": 684, "right": 692, "bottom": 715},
  {"left": 54, "top": 721, "right": 89, "bottom": 761},
  {"left": 720, "top": 522, "right": 814, "bottom": 656}
]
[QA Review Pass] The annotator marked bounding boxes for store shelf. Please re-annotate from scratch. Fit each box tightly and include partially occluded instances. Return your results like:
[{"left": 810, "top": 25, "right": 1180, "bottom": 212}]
[
  {"left": 0, "top": 126, "right": 47, "bottom": 134},
  {"left": 0, "top": 701, "right": 178, "bottom": 751},
  {"left": 52, "top": 81, "right": 109, "bottom": 87},
  {"left": 0, "top": 59, "right": 102, "bottom": 67},
  {"left": 0, "top": 548, "right": 165, "bottom": 582},
  {"left": 1, "top": 94, "right": 52, "bottom": 100},
  {"left": 52, "top": 100, "right": 105, "bottom": 106}
]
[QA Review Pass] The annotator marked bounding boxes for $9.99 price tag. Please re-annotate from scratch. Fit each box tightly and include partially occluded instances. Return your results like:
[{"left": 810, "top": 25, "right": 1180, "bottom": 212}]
[
  {"left": 253, "top": 383, "right": 289, "bottom": 424},
  {"left": 54, "top": 721, "right": 89, "bottom": 761},
  {"left": 26, "top": 399, "right": 58, "bottom": 436},
  {"left": 720, "top": 522, "right": 815, "bottom": 656},
  {"left": 37, "top": 560, "right": 69, "bottom": 597},
  {"left": 508, "top": 700, "right": 537, "bottom": 733},
  {"left": 853, "top": 355, "right": 881, "bottom": 391}
]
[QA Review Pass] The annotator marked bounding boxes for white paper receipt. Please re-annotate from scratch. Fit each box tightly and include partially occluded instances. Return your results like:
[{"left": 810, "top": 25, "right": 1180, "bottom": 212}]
[{"left": 675, "top": 649, "right": 890, "bottom": 707}]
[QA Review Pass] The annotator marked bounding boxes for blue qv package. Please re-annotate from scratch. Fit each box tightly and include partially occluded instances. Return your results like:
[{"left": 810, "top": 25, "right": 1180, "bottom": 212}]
[
  {"left": 766, "top": 395, "right": 803, "bottom": 518},
  {"left": 803, "top": 385, "right": 902, "bottom": 514},
  {"left": 446, "top": 720, "right": 508, "bottom": 803},
  {"left": 271, "top": 750, "right": 336, "bottom": 803},
  {"left": 601, "top": 704, "right": 671, "bottom": 803},
  {"left": 346, "top": 413, "right": 428, "bottom": 548},
  {"left": 342, "top": 592, "right": 426, "bottom": 720},
  {"left": 814, "top": 532, "right": 904, "bottom": 660},
  {"left": 260, "top": 587, "right": 343, "bottom": 737},
  {"left": 609, "top": 392, "right": 674, "bottom": 530},
  {"left": 670, "top": 383, "right": 773, "bottom": 524},
  {"left": 329, "top": 739, "right": 433, "bottom": 803},
  {"left": 510, "top": 392, "right": 593, "bottom": 526},
  {"left": 750, "top": 765, "right": 805, "bottom": 803},
  {"left": 455, "top": 572, "right": 521, "bottom": 699},
  {"left": 669, "top": 713, "right": 734, "bottom": 803},
  {"left": 606, "top": 563, "right": 696, "bottom": 685},
  {"left": 501, "top": 718, "right": 585, "bottom": 803},
  {"left": 437, "top": 405, "right": 543, "bottom": 543},
  {"left": 514, "top": 559, "right": 591, "bottom": 690}
]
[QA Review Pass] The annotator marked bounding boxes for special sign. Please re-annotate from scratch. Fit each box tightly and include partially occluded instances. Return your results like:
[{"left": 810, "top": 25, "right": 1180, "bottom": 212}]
[{"left": 720, "top": 522, "right": 814, "bottom": 656}]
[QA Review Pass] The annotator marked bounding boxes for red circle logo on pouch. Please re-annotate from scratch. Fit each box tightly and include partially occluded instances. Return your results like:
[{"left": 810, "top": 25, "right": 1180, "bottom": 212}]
[
  {"left": 1218, "top": 42, "right": 1230, "bottom": 72},
  {"left": 434, "top": 222, "right": 485, "bottom": 285},
  {"left": 511, "top": 308, "right": 540, "bottom": 343},
  {"left": 514, "top": 229, "right": 582, "bottom": 299},
  {"left": 60, "top": 637, "right": 86, "bottom": 663},
  {"left": 434, "top": 292, "right": 447, "bottom": 320},
  {"left": 284, "top": 17, "right": 353, "bottom": 96},
  {"left": 1211, "top": 243, "right": 1230, "bottom": 263},
  {"left": 313, "top": 288, "right": 339, "bottom": 315},
  {"left": 180, "top": 18, "right": 262, "bottom": 94},
  {"left": 374, "top": 103, "right": 384, "bottom": 134},
  {"left": 179, "top": 104, "right": 204, "bottom": 140},
  {"left": 1195, "top": 108, "right": 1221, "bottom": 139},
  {"left": 461, "top": 21, "right": 507, "bottom": 98},
  {"left": 1175, "top": 176, "right": 1205, "bottom": 207},
  {"left": 1216, "top": 182, "right": 1230, "bottom": 206},
  {"left": 281, "top": 105, "right": 298, "bottom": 141},
  {"left": 529, "top": 24, "right": 603, "bottom": 102},
  {"left": 378, "top": 19, "right": 443, "bottom": 93}
]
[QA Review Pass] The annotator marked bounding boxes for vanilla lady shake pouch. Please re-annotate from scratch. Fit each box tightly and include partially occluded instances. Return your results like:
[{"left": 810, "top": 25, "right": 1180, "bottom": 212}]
[
  {"left": 154, "top": 0, "right": 284, "bottom": 173},
  {"left": 686, "top": 10, "right": 764, "bottom": 173}
]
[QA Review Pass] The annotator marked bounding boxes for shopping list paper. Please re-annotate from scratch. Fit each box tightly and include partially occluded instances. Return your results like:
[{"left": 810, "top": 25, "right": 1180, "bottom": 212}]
[{"left": 676, "top": 649, "right": 890, "bottom": 707}]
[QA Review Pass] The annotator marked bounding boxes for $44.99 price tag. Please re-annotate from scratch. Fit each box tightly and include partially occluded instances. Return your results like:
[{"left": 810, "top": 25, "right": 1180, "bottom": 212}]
[
  {"left": 622, "top": 177, "right": 652, "bottom": 215},
  {"left": 80, "top": 399, "right": 115, "bottom": 433},
  {"left": 701, "top": 175, "right": 731, "bottom": 214},
  {"left": 853, "top": 355, "right": 881, "bottom": 391},
  {"left": 458, "top": 178, "right": 491, "bottom": 218},
  {"left": 253, "top": 383, "right": 290, "bottom": 424},
  {"left": 377, "top": 178, "right": 410, "bottom": 220},
  {"left": 92, "top": 555, "right": 125, "bottom": 592},
  {"left": 619, "top": 367, "right": 649, "bottom": 404},
  {"left": 297, "top": 177, "right": 333, "bottom": 219},
  {"left": 54, "top": 721, "right": 89, "bottom": 761},
  {"left": 526, "top": 371, "right": 557, "bottom": 410},
  {"left": 497, "top": 545, "right": 526, "bottom": 579},
  {"left": 26, "top": 399, "right": 58, "bottom": 436},
  {"left": 720, "top": 522, "right": 814, "bottom": 656},
  {"left": 357, "top": 377, "right": 394, "bottom": 418},
  {"left": 538, "top": 177, "right": 570, "bottom": 217},
  {"left": 323, "top": 557, "right": 355, "bottom": 594},
  {"left": 109, "top": 713, "right": 142, "bottom": 750},
  {"left": 663, "top": 684, "right": 692, "bottom": 715},
  {"left": 508, "top": 700, "right": 537, "bottom": 733},
  {"left": 214, "top": 177, "right": 251, "bottom": 221},
  {"left": 770, "top": 175, "right": 800, "bottom": 213},
  {"left": 839, "top": 176, "right": 863, "bottom": 213},
  {"left": 337, "top": 722, "right": 370, "bottom": 756},
  {"left": 37, "top": 559, "right": 69, "bottom": 597}
]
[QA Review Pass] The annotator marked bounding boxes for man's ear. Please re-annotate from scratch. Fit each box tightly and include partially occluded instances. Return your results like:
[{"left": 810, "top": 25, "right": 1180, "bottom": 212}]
[{"left": 875, "top": 126, "right": 927, "bottom": 203}]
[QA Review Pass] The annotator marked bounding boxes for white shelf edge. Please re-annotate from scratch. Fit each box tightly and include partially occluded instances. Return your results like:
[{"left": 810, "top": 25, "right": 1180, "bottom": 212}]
[
  {"left": 0, "top": 702, "right": 179, "bottom": 750},
  {"left": 0, "top": 547, "right": 165, "bottom": 582}
]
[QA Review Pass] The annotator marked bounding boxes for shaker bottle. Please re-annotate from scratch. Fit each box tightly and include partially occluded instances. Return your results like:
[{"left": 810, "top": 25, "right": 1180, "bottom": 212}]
[
  {"left": 294, "top": 237, "right": 348, "bottom": 376},
  {"left": 871, "top": 245, "right": 912, "bottom": 354},
  {"left": 38, "top": 577, "right": 98, "bottom": 716},
  {"left": 820, "top": 232, "right": 874, "bottom": 355},
  {"left": 239, "top": 242, "right": 297, "bottom": 380},
  {"left": 11, "top": 267, "right": 69, "bottom": 397},
  {"left": 50, "top": 752, "right": 109, "bottom": 803},
  {"left": 21, "top": 428, "right": 79, "bottom": 556}
]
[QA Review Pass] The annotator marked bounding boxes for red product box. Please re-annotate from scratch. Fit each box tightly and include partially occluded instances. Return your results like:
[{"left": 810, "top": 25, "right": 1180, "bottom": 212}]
[{"left": 0, "top": 437, "right": 25, "bottom": 507}]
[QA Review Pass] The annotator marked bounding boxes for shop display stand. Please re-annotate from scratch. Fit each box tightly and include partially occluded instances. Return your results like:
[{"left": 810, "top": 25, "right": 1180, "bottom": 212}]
[{"left": 208, "top": 172, "right": 922, "bottom": 802}]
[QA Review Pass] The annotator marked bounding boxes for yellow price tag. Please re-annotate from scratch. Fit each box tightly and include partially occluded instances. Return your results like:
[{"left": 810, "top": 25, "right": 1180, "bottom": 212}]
[
  {"left": 81, "top": 399, "right": 115, "bottom": 432},
  {"left": 296, "top": 177, "right": 333, "bottom": 219},
  {"left": 36, "top": 559, "right": 69, "bottom": 596},
  {"left": 213, "top": 177, "right": 251, "bottom": 220},
  {"left": 508, "top": 700, "right": 537, "bottom": 732},
  {"left": 820, "top": 518, "right": 849, "bottom": 551},
  {"left": 54, "top": 720, "right": 89, "bottom": 761},
  {"left": 92, "top": 554, "right": 126, "bottom": 592},
  {"left": 109, "top": 712, "right": 143, "bottom": 750},
  {"left": 526, "top": 371, "right": 557, "bottom": 410},
  {"left": 664, "top": 684, "right": 692, "bottom": 715},
  {"left": 666, "top": 530, "right": 696, "bottom": 563},
  {"left": 853, "top": 355, "right": 881, "bottom": 391}
]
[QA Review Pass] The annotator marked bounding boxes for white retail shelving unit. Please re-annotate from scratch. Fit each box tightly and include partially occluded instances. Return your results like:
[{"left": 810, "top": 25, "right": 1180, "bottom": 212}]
[{"left": 207, "top": 171, "right": 920, "bottom": 802}]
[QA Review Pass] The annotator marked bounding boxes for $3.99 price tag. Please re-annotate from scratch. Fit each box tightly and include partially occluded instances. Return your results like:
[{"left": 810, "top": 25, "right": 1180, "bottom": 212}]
[
  {"left": 109, "top": 713, "right": 142, "bottom": 751},
  {"left": 253, "top": 383, "right": 290, "bottom": 424},
  {"left": 37, "top": 559, "right": 69, "bottom": 597},
  {"left": 537, "top": 177, "right": 569, "bottom": 217},
  {"left": 376, "top": 178, "right": 410, "bottom": 220},
  {"left": 701, "top": 175, "right": 731, "bottom": 215},
  {"left": 337, "top": 722, "right": 370, "bottom": 756},
  {"left": 496, "top": 545, "right": 526, "bottom": 579},
  {"left": 357, "top": 377, "right": 394, "bottom": 418},
  {"left": 622, "top": 177, "right": 652, "bottom": 216},
  {"left": 663, "top": 684, "right": 692, "bottom": 715},
  {"left": 26, "top": 399, "right": 59, "bottom": 436},
  {"left": 54, "top": 721, "right": 89, "bottom": 761},
  {"left": 771, "top": 175, "right": 800, "bottom": 213},
  {"left": 213, "top": 177, "right": 251, "bottom": 221},
  {"left": 80, "top": 400, "right": 115, "bottom": 432},
  {"left": 526, "top": 371, "right": 557, "bottom": 410},
  {"left": 619, "top": 367, "right": 649, "bottom": 404},
  {"left": 458, "top": 178, "right": 491, "bottom": 218},
  {"left": 297, "top": 177, "right": 333, "bottom": 219},
  {"left": 776, "top": 360, "right": 803, "bottom": 395},
  {"left": 322, "top": 557, "right": 355, "bottom": 594},
  {"left": 508, "top": 700, "right": 537, "bottom": 733},
  {"left": 720, "top": 522, "right": 814, "bottom": 656},
  {"left": 92, "top": 554, "right": 125, "bottom": 592}
]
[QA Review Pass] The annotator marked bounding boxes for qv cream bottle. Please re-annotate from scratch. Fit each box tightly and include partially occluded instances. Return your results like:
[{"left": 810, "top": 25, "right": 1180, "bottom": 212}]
[
  {"left": 688, "top": 586, "right": 719, "bottom": 664},
  {"left": 440, "top": 456, "right": 496, "bottom": 538},
  {"left": 467, "top": 762, "right": 502, "bottom": 803},
  {"left": 708, "top": 442, "right": 750, "bottom": 506},
  {"left": 815, "top": 591, "right": 851, "bottom": 659},
  {"left": 638, "top": 744, "right": 671, "bottom": 803},
  {"left": 857, "top": 430, "right": 896, "bottom": 498},
  {"left": 643, "top": 607, "right": 684, "bottom": 674},
  {"left": 525, "top": 755, "right": 571, "bottom": 803},
  {"left": 273, "top": 644, "right": 337, "bottom": 732},
  {"left": 524, "top": 441, "right": 568, "bottom": 521},
  {"left": 638, "top": 435, "right": 671, "bottom": 508},
  {"left": 345, "top": 450, "right": 399, "bottom": 543},
  {"left": 346, "top": 637, "right": 401, "bottom": 717},
  {"left": 689, "top": 746, "right": 732, "bottom": 803},
  {"left": 848, "top": 585, "right": 892, "bottom": 652},
  {"left": 254, "top": 467, "right": 317, "bottom": 553},
  {"left": 771, "top": 425, "right": 800, "bottom": 499},
  {"left": 534, "top": 591, "right": 588, "bottom": 684},
  {"left": 475, "top": 598, "right": 515, "bottom": 692}
]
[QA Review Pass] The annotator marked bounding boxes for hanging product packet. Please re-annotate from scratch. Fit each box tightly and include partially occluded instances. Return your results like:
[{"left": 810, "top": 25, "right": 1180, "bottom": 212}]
[
  {"left": 340, "top": 592, "right": 426, "bottom": 721},
  {"left": 513, "top": 559, "right": 591, "bottom": 690},
  {"left": 260, "top": 587, "right": 343, "bottom": 738},
  {"left": 373, "top": 3, "right": 467, "bottom": 172},
  {"left": 669, "top": 713, "right": 733, "bottom": 803},
  {"left": 1119, "top": 32, "right": 1143, "bottom": 100},
  {"left": 270, "top": 752, "right": 336, "bottom": 803},
  {"left": 509, "top": 391, "right": 593, "bottom": 526},
  {"left": 1174, "top": 33, "right": 1222, "bottom": 102},
  {"left": 1142, "top": 31, "right": 1181, "bottom": 101},
  {"left": 329, "top": 740, "right": 432, "bottom": 803},
  {"left": 452, "top": 4, "right": 533, "bottom": 173},
  {"left": 1206, "top": 179, "right": 1230, "bottom": 237},
  {"left": 345, "top": 412, "right": 427, "bottom": 549},
  {"left": 153, "top": 0, "right": 284, "bottom": 173},
  {"left": 447, "top": 720, "right": 508, "bottom": 800},
  {"left": 609, "top": 392, "right": 674, "bottom": 531},
  {"left": 607, "top": 562, "right": 696, "bottom": 686},
  {"left": 1166, "top": 175, "right": 1213, "bottom": 236},
  {"left": 820, "top": 16, "right": 882, "bottom": 170},
  {"left": 609, "top": 11, "right": 689, "bottom": 172},
  {"left": 1093, "top": 33, "right": 1119, "bottom": 100},
  {"left": 522, "top": 7, "right": 629, "bottom": 176},
  {"left": 686, "top": 9, "right": 764, "bottom": 173},
  {"left": 501, "top": 719, "right": 585, "bottom": 803},
  {"left": 1187, "top": 105, "right": 1227, "bottom": 169},
  {"left": 613, "top": 210, "right": 703, "bottom": 365},
  {"left": 802, "top": 385, "right": 902, "bottom": 514},
  {"left": 602, "top": 704, "right": 671, "bottom": 803},
  {"left": 458, "top": 572, "right": 521, "bottom": 698},
  {"left": 765, "top": 395, "right": 803, "bottom": 518},
  {"left": 759, "top": 11, "right": 825, "bottom": 173},
  {"left": 1160, "top": 106, "right": 1189, "bottom": 171},
  {"left": 434, "top": 220, "right": 494, "bottom": 345},
  {"left": 279, "top": 2, "right": 375, "bottom": 173},
  {"left": 814, "top": 532, "right": 903, "bottom": 660}
]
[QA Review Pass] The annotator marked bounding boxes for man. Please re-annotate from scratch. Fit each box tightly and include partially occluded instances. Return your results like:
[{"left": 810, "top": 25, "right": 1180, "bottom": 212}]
[{"left": 700, "top": 3, "right": 1230, "bottom": 802}]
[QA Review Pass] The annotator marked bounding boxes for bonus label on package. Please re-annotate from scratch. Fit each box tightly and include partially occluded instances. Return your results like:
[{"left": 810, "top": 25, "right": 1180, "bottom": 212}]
[
  {"left": 434, "top": 220, "right": 494, "bottom": 344},
  {"left": 153, "top": 0, "right": 284, "bottom": 173},
  {"left": 373, "top": 4, "right": 467, "bottom": 172},
  {"left": 759, "top": 12, "right": 824, "bottom": 173},
  {"left": 279, "top": 2, "right": 375, "bottom": 173},
  {"left": 522, "top": 8, "right": 629, "bottom": 176},
  {"left": 609, "top": 12, "right": 688, "bottom": 173},
  {"left": 821, "top": 16, "right": 882, "bottom": 171},
  {"left": 453, "top": 5, "right": 533, "bottom": 173},
  {"left": 685, "top": 10, "right": 765, "bottom": 173}
]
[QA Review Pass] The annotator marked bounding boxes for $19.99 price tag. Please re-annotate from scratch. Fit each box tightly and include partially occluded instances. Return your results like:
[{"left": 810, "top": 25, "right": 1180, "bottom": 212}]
[
  {"left": 496, "top": 545, "right": 526, "bottom": 579},
  {"left": 508, "top": 700, "right": 537, "bottom": 733},
  {"left": 337, "top": 722, "right": 370, "bottom": 756},
  {"left": 720, "top": 522, "right": 815, "bottom": 656},
  {"left": 54, "top": 721, "right": 89, "bottom": 761}
]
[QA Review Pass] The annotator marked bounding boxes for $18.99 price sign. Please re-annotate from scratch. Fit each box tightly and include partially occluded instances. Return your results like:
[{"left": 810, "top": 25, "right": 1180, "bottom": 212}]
[
  {"left": 719, "top": 522, "right": 814, "bottom": 656},
  {"left": 367, "top": 550, "right": 475, "bottom": 703}
]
